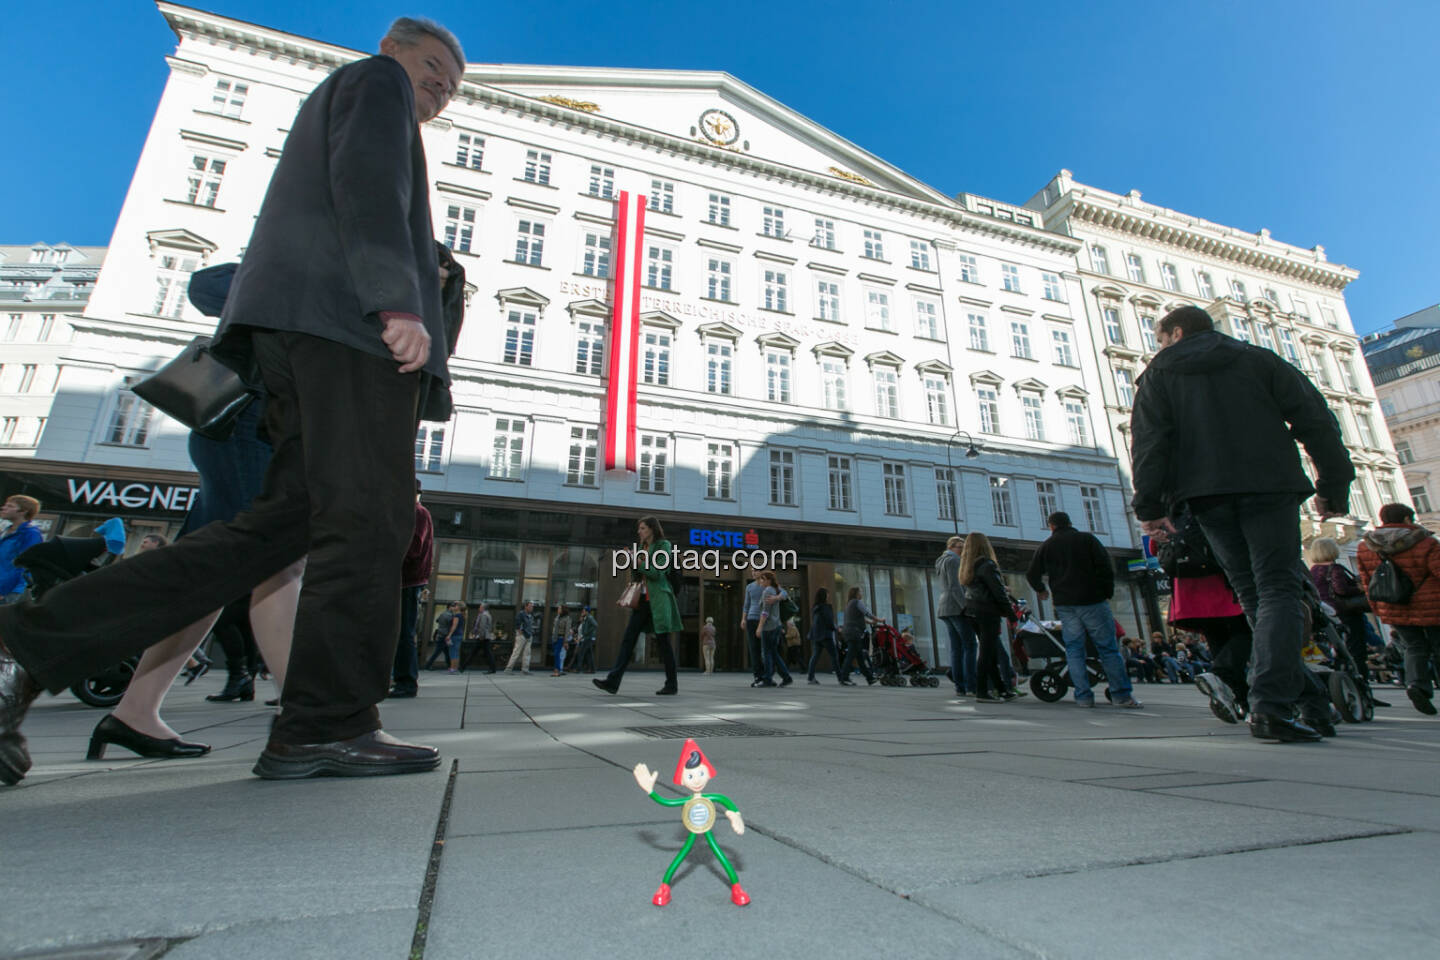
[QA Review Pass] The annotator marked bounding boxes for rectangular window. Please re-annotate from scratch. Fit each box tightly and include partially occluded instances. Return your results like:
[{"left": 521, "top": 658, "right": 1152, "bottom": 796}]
[
  {"left": 152, "top": 254, "right": 197, "bottom": 318},
  {"left": 706, "top": 340, "right": 733, "bottom": 395},
  {"left": 1081, "top": 485, "right": 1106, "bottom": 532},
  {"left": 1378, "top": 476, "right": 1398, "bottom": 506},
  {"left": 1309, "top": 349, "right": 1332, "bottom": 387},
  {"left": 813, "top": 218, "right": 836, "bottom": 250},
  {"left": 1292, "top": 296, "right": 1310, "bottom": 318},
  {"left": 17, "top": 365, "right": 37, "bottom": 394},
  {"left": 763, "top": 206, "right": 786, "bottom": 238},
  {"left": 883, "top": 462, "right": 908, "bottom": 516},
  {"left": 1279, "top": 329, "right": 1302, "bottom": 366},
  {"left": 503, "top": 308, "right": 536, "bottom": 365},
  {"left": 1022, "top": 395, "right": 1045, "bottom": 440},
  {"left": 817, "top": 280, "right": 842, "bottom": 322},
  {"left": 924, "top": 374, "right": 949, "bottom": 426},
  {"left": 106, "top": 391, "right": 153, "bottom": 446},
  {"left": 1340, "top": 358, "right": 1359, "bottom": 392},
  {"left": 185, "top": 154, "right": 227, "bottom": 207},
  {"left": 968, "top": 313, "right": 989, "bottom": 352},
  {"left": 4, "top": 315, "right": 20, "bottom": 340},
  {"left": 414, "top": 424, "right": 446, "bottom": 472},
  {"left": 821, "top": 357, "right": 847, "bottom": 410},
  {"left": 1091, "top": 245, "right": 1110, "bottom": 274},
  {"left": 1232, "top": 317, "right": 1253, "bottom": 344},
  {"left": 455, "top": 132, "right": 484, "bottom": 169},
  {"left": 646, "top": 245, "right": 673, "bottom": 290},
  {"left": 581, "top": 231, "right": 612, "bottom": 277},
  {"left": 1065, "top": 401, "right": 1089, "bottom": 446},
  {"left": 1052, "top": 328, "right": 1075, "bottom": 366},
  {"left": 1115, "top": 368, "right": 1135, "bottom": 408},
  {"left": 769, "top": 449, "right": 795, "bottom": 505},
  {"left": 957, "top": 253, "right": 979, "bottom": 283},
  {"left": 763, "top": 269, "right": 788, "bottom": 312},
  {"left": 707, "top": 193, "right": 731, "bottom": 226},
  {"left": 37, "top": 315, "right": 55, "bottom": 342},
  {"left": 0, "top": 418, "right": 14, "bottom": 446},
  {"left": 1041, "top": 272, "right": 1064, "bottom": 301},
  {"left": 1161, "top": 263, "right": 1180, "bottom": 292},
  {"left": 444, "top": 204, "right": 476, "bottom": 252},
  {"left": 523, "top": 150, "right": 552, "bottom": 185},
  {"left": 862, "top": 288, "right": 887, "bottom": 329},
  {"left": 910, "top": 240, "right": 931, "bottom": 270},
  {"left": 1409, "top": 485, "right": 1433, "bottom": 514},
  {"left": 977, "top": 387, "right": 999, "bottom": 434},
  {"left": 514, "top": 220, "right": 545, "bottom": 265},
  {"left": 637, "top": 434, "right": 668, "bottom": 493},
  {"left": 828, "top": 455, "right": 853, "bottom": 510},
  {"left": 1396, "top": 440, "right": 1414, "bottom": 465},
  {"left": 1255, "top": 323, "right": 1276, "bottom": 353},
  {"left": 1197, "top": 272, "right": 1215, "bottom": 299},
  {"left": 766, "top": 349, "right": 792, "bottom": 403},
  {"left": 1140, "top": 314, "right": 1158, "bottom": 353},
  {"left": 1036, "top": 480, "right": 1060, "bottom": 520},
  {"left": 567, "top": 426, "right": 599, "bottom": 487},
  {"left": 873, "top": 367, "right": 899, "bottom": 418},
  {"left": 990, "top": 476, "right": 1015, "bottom": 526},
  {"left": 706, "top": 442, "right": 734, "bottom": 499},
  {"left": 863, "top": 229, "right": 885, "bottom": 260},
  {"left": 1356, "top": 412, "right": 1377, "bottom": 448},
  {"left": 1263, "top": 287, "right": 1280, "bottom": 306},
  {"left": 1010, "top": 321, "right": 1032, "bottom": 359},
  {"left": 491, "top": 417, "right": 525, "bottom": 479},
  {"left": 936, "top": 467, "right": 959, "bottom": 522},
  {"left": 1103, "top": 306, "right": 1124, "bottom": 345},
  {"left": 1321, "top": 305, "right": 1339, "bottom": 329},
  {"left": 648, "top": 179, "right": 675, "bottom": 213},
  {"left": 706, "top": 258, "right": 733, "bottom": 301},
  {"left": 575, "top": 319, "right": 605, "bottom": 375},
  {"left": 211, "top": 78, "right": 248, "bottom": 118},
  {"left": 914, "top": 299, "right": 939, "bottom": 339},
  {"left": 1001, "top": 263, "right": 1021, "bottom": 292},
  {"left": 588, "top": 165, "right": 616, "bottom": 199},
  {"left": 1230, "top": 279, "right": 1248, "bottom": 302},
  {"left": 1125, "top": 253, "right": 1145, "bottom": 284},
  {"left": 643, "top": 330, "right": 671, "bottom": 385}
]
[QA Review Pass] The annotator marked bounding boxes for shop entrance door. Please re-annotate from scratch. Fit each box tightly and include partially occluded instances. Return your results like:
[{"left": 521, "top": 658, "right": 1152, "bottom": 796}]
[{"left": 701, "top": 577, "right": 744, "bottom": 672}]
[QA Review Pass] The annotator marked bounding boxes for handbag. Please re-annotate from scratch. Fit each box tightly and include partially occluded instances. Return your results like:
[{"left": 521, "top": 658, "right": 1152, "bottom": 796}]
[
  {"left": 132, "top": 336, "right": 254, "bottom": 441},
  {"left": 617, "top": 581, "right": 643, "bottom": 609}
]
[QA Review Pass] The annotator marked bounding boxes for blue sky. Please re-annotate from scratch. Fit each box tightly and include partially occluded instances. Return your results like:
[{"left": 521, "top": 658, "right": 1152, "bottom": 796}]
[{"left": 3, "top": 0, "right": 1433, "bottom": 335}]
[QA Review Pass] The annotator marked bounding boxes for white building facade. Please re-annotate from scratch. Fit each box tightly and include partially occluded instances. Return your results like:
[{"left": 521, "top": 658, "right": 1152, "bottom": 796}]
[
  {"left": 2, "top": 5, "right": 1144, "bottom": 667},
  {"left": 1024, "top": 170, "right": 1400, "bottom": 556}
]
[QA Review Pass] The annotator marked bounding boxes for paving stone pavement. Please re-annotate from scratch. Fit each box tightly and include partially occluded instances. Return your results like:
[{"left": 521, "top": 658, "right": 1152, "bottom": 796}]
[{"left": 1, "top": 670, "right": 1437, "bottom": 959}]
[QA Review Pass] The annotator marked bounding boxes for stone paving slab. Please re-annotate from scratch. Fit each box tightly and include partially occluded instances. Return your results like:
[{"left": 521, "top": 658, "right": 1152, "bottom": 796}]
[
  {"left": 162, "top": 909, "right": 417, "bottom": 960},
  {"left": 1156, "top": 779, "right": 1440, "bottom": 831}
]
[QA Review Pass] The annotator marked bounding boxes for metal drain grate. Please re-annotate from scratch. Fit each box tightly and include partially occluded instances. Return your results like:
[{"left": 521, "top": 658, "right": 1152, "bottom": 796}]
[{"left": 625, "top": 723, "right": 795, "bottom": 740}]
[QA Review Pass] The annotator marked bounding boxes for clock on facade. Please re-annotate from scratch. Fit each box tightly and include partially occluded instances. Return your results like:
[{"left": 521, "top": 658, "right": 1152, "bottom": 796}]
[{"left": 698, "top": 108, "right": 739, "bottom": 145}]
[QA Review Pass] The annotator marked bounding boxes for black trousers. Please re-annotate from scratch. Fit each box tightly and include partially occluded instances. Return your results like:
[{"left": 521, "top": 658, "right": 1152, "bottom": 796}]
[
  {"left": 392, "top": 585, "right": 422, "bottom": 693},
  {"left": 971, "top": 613, "right": 1006, "bottom": 697},
  {"left": 838, "top": 633, "right": 874, "bottom": 683},
  {"left": 212, "top": 594, "right": 260, "bottom": 676},
  {"left": 0, "top": 331, "right": 419, "bottom": 744},
  {"left": 1193, "top": 616, "right": 1252, "bottom": 704},
  {"left": 605, "top": 602, "right": 676, "bottom": 691},
  {"left": 745, "top": 618, "right": 762, "bottom": 680}
]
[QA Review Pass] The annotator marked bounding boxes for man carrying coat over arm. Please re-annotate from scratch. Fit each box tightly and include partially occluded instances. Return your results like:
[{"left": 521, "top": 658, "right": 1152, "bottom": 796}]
[
  {"left": 1129, "top": 306, "right": 1354, "bottom": 743},
  {"left": 0, "top": 17, "right": 466, "bottom": 785}
]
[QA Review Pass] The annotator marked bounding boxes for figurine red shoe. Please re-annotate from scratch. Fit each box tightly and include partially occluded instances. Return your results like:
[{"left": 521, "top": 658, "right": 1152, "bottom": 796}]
[
  {"left": 652, "top": 883, "right": 671, "bottom": 907},
  {"left": 730, "top": 883, "right": 750, "bottom": 906}
]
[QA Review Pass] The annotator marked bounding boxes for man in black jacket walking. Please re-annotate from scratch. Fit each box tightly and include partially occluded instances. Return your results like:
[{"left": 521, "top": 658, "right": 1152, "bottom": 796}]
[
  {"left": 0, "top": 17, "right": 465, "bottom": 785},
  {"left": 1131, "top": 306, "right": 1354, "bottom": 742},
  {"left": 1027, "top": 513, "right": 1140, "bottom": 708}
]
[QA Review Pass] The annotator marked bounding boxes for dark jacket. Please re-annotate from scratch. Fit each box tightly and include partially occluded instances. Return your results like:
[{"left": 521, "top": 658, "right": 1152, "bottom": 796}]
[
  {"left": 962, "top": 556, "right": 1010, "bottom": 619},
  {"left": 809, "top": 602, "right": 836, "bottom": 641},
  {"left": 213, "top": 55, "right": 453, "bottom": 421},
  {"left": 934, "top": 549, "right": 965, "bottom": 618},
  {"left": 1026, "top": 525, "right": 1115, "bottom": 606},
  {"left": 1129, "top": 330, "right": 1353, "bottom": 521}
]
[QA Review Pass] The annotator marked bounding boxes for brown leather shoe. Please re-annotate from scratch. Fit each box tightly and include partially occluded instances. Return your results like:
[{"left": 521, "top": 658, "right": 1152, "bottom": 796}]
[
  {"left": 251, "top": 729, "right": 441, "bottom": 780},
  {"left": 1, "top": 644, "right": 42, "bottom": 786}
]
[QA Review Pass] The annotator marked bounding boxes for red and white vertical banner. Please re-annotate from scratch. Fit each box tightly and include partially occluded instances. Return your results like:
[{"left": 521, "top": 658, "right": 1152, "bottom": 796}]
[{"left": 604, "top": 190, "right": 646, "bottom": 472}]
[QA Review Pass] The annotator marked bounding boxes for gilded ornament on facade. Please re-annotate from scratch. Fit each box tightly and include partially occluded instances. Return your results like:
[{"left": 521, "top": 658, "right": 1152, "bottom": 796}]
[
  {"left": 1405, "top": 345, "right": 1426, "bottom": 359},
  {"left": 827, "top": 166, "right": 872, "bottom": 185},
  {"left": 539, "top": 95, "right": 601, "bottom": 113}
]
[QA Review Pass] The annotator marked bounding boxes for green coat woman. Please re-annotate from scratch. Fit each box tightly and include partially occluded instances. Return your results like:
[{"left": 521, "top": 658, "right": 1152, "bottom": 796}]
[
  {"left": 593, "top": 516, "right": 682, "bottom": 696},
  {"left": 636, "top": 539, "right": 683, "bottom": 635}
]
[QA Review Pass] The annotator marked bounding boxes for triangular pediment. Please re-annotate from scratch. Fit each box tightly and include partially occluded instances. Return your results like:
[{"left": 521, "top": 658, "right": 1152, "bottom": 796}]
[
  {"left": 566, "top": 298, "right": 609, "bottom": 317},
  {"left": 468, "top": 66, "right": 954, "bottom": 206},
  {"left": 864, "top": 350, "right": 905, "bottom": 367},
  {"left": 145, "top": 228, "right": 217, "bottom": 256},
  {"left": 1012, "top": 377, "right": 1049, "bottom": 395},
  {"left": 496, "top": 286, "right": 549, "bottom": 308}
]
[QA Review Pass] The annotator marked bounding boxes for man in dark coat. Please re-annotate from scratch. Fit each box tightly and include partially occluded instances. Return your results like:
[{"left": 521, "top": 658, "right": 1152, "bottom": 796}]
[
  {"left": 1130, "top": 305, "right": 1354, "bottom": 743},
  {"left": 0, "top": 17, "right": 466, "bottom": 786}
]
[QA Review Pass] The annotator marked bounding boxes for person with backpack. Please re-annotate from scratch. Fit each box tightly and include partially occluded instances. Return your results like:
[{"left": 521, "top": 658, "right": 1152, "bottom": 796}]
[
  {"left": 754, "top": 572, "right": 794, "bottom": 688},
  {"left": 593, "top": 516, "right": 680, "bottom": 696},
  {"left": 1307, "top": 536, "right": 1387, "bottom": 706},
  {"left": 961, "top": 533, "right": 1018, "bottom": 703},
  {"left": 806, "top": 588, "right": 841, "bottom": 684},
  {"left": 1357, "top": 503, "right": 1440, "bottom": 716}
]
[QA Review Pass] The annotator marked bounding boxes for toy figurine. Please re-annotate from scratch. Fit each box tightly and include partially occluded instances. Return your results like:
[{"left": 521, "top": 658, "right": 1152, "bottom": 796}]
[{"left": 633, "top": 738, "right": 749, "bottom": 907}]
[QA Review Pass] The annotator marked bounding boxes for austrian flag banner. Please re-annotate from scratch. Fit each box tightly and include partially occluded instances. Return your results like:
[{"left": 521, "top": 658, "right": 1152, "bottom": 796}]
[{"left": 604, "top": 190, "right": 646, "bottom": 472}]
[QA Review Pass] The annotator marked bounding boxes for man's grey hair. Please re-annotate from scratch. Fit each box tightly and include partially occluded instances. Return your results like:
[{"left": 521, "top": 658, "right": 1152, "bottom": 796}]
[{"left": 384, "top": 17, "right": 466, "bottom": 73}]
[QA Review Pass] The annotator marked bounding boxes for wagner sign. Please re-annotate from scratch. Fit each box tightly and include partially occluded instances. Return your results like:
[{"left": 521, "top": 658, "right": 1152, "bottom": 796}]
[{"left": 66, "top": 478, "right": 200, "bottom": 514}]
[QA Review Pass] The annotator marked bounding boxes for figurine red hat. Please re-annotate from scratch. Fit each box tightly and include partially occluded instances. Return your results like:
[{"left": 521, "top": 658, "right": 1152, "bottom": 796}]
[{"left": 672, "top": 738, "right": 715, "bottom": 785}]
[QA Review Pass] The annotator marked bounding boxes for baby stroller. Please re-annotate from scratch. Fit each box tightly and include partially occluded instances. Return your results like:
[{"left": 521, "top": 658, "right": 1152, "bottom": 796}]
[
  {"left": 1301, "top": 573, "right": 1375, "bottom": 723},
  {"left": 1014, "top": 599, "right": 1113, "bottom": 703},
  {"left": 870, "top": 623, "right": 939, "bottom": 687}
]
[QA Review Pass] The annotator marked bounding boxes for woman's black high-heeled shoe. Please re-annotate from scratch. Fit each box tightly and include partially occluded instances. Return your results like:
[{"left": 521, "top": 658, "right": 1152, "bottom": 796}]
[
  {"left": 206, "top": 673, "right": 255, "bottom": 703},
  {"left": 86, "top": 715, "right": 210, "bottom": 760}
]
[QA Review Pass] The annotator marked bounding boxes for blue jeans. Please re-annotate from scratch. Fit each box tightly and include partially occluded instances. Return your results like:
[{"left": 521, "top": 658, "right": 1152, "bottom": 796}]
[
  {"left": 942, "top": 615, "right": 976, "bottom": 694},
  {"left": 1055, "top": 600, "right": 1132, "bottom": 702},
  {"left": 807, "top": 633, "right": 840, "bottom": 680},
  {"left": 761, "top": 629, "right": 791, "bottom": 683},
  {"left": 551, "top": 638, "right": 565, "bottom": 671}
]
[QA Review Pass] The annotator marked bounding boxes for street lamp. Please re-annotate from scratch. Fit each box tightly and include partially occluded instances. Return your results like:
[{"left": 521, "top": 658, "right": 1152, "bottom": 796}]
[{"left": 944, "top": 430, "right": 982, "bottom": 534}]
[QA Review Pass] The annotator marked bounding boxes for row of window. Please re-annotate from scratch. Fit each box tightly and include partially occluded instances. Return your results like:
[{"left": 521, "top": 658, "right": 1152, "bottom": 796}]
[
  {"left": 0, "top": 363, "right": 59, "bottom": 395},
  {"left": 1089, "top": 243, "right": 1342, "bottom": 329},
  {"left": 0, "top": 416, "right": 46, "bottom": 448},
  {"left": 416, "top": 419, "right": 1109, "bottom": 529},
  {"left": 3, "top": 314, "right": 59, "bottom": 343}
]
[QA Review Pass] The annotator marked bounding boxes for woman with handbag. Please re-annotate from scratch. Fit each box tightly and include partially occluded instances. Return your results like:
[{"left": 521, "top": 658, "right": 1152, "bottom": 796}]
[
  {"left": 755, "top": 572, "right": 793, "bottom": 687},
  {"left": 1162, "top": 508, "right": 1251, "bottom": 722},
  {"left": 960, "top": 532, "right": 1017, "bottom": 703},
  {"left": 593, "top": 516, "right": 680, "bottom": 696},
  {"left": 1307, "top": 537, "right": 1385, "bottom": 704}
]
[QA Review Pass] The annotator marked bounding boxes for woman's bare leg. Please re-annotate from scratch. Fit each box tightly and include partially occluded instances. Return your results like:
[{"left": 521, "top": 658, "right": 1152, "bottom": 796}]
[
  {"left": 111, "top": 612, "right": 221, "bottom": 740},
  {"left": 249, "top": 559, "right": 304, "bottom": 696}
]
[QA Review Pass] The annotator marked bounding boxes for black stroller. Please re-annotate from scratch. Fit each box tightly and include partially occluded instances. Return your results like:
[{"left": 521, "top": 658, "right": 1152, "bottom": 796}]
[
  {"left": 1014, "top": 599, "right": 1114, "bottom": 703},
  {"left": 1301, "top": 573, "right": 1375, "bottom": 723}
]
